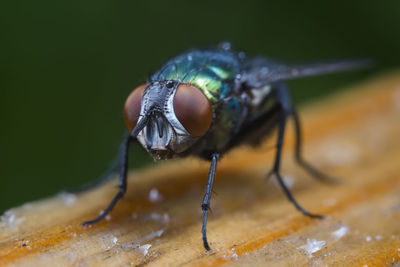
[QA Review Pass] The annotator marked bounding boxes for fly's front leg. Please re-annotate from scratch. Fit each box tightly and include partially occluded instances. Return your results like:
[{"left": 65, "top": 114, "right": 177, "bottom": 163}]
[
  {"left": 83, "top": 134, "right": 133, "bottom": 225},
  {"left": 201, "top": 153, "right": 220, "bottom": 251},
  {"left": 269, "top": 84, "right": 323, "bottom": 218}
]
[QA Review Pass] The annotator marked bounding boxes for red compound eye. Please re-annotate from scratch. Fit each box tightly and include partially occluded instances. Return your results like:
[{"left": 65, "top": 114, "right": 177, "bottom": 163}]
[
  {"left": 123, "top": 84, "right": 146, "bottom": 132},
  {"left": 173, "top": 83, "right": 213, "bottom": 136}
]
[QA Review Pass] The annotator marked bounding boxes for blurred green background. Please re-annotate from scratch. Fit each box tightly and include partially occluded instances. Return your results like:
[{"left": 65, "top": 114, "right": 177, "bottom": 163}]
[{"left": 1, "top": 0, "right": 399, "bottom": 213}]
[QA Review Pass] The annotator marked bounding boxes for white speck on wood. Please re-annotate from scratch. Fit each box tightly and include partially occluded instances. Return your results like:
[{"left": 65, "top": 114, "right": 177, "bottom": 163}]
[
  {"left": 0, "top": 210, "right": 25, "bottom": 230},
  {"left": 148, "top": 188, "right": 163, "bottom": 203},
  {"left": 137, "top": 244, "right": 152, "bottom": 256},
  {"left": 332, "top": 225, "right": 349, "bottom": 241},
  {"left": 57, "top": 192, "right": 77, "bottom": 206},
  {"left": 298, "top": 238, "right": 327, "bottom": 259},
  {"left": 100, "top": 235, "right": 118, "bottom": 250}
]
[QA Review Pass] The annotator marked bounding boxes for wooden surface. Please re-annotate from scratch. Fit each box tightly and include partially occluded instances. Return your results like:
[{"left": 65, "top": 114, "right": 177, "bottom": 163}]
[{"left": 1, "top": 72, "right": 400, "bottom": 267}]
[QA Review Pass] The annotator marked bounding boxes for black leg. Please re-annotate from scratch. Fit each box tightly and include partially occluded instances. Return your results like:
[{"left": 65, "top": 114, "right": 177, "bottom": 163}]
[
  {"left": 83, "top": 134, "right": 133, "bottom": 225},
  {"left": 268, "top": 111, "right": 323, "bottom": 219},
  {"left": 201, "top": 153, "right": 220, "bottom": 251},
  {"left": 71, "top": 133, "right": 130, "bottom": 194},
  {"left": 292, "top": 109, "right": 339, "bottom": 184}
]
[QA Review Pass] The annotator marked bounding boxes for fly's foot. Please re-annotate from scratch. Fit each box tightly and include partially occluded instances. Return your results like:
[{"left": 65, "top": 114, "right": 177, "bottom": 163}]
[
  {"left": 267, "top": 170, "right": 324, "bottom": 219},
  {"left": 82, "top": 210, "right": 109, "bottom": 226}
]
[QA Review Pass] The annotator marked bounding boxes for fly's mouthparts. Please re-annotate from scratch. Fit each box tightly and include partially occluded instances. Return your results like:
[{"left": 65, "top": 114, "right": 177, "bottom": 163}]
[{"left": 151, "top": 149, "right": 173, "bottom": 160}]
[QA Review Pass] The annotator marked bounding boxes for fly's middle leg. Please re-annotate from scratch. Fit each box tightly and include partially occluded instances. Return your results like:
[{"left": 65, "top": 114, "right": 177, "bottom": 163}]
[
  {"left": 82, "top": 134, "right": 133, "bottom": 225},
  {"left": 71, "top": 132, "right": 130, "bottom": 194},
  {"left": 269, "top": 84, "right": 323, "bottom": 218}
]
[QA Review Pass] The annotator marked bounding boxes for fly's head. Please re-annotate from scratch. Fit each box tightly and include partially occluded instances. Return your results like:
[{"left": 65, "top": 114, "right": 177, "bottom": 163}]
[{"left": 123, "top": 80, "right": 213, "bottom": 160}]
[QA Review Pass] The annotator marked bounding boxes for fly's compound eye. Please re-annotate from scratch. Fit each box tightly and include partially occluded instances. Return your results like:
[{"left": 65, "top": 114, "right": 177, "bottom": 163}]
[
  {"left": 173, "top": 83, "right": 213, "bottom": 136},
  {"left": 123, "top": 84, "right": 147, "bottom": 132}
]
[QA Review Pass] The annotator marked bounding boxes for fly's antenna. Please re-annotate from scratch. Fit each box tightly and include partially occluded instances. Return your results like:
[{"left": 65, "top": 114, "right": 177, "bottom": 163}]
[
  {"left": 155, "top": 115, "right": 164, "bottom": 138},
  {"left": 149, "top": 111, "right": 164, "bottom": 138},
  {"left": 131, "top": 116, "right": 149, "bottom": 137}
]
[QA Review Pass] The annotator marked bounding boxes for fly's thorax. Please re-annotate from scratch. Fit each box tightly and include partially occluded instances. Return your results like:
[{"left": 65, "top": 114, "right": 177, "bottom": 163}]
[
  {"left": 248, "top": 84, "right": 272, "bottom": 107},
  {"left": 124, "top": 80, "right": 213, "bottom": 160}
]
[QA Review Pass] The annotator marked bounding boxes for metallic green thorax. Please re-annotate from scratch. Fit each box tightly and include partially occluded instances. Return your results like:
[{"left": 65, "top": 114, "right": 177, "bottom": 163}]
[{"left": 151, "top": 50, "right": 248, "bottom": 152}]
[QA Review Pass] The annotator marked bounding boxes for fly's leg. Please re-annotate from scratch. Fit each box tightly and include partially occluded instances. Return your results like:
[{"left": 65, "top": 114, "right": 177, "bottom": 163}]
[
  {"left": 292, "top": 109, "right": 339, "bottom": 184},
  {"left": 71, "top": 133, "right": 130, "bottom": 194},
  {"left": 268, "top": 84, "right": 323, "bottom": 218},
  {"left": 74, "top": 161, "right": 119, "bottom": 193},
  {"left": 201, "top": 153, "right": 220, "bottom": 251},
  {"left": 83, "top": 134, "right": 133, "bottom": 225}
]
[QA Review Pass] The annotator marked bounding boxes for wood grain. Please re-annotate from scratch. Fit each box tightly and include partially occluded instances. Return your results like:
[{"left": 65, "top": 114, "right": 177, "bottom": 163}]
[{"left": 1, "top": 72, "right": 400, "bottom": 267}]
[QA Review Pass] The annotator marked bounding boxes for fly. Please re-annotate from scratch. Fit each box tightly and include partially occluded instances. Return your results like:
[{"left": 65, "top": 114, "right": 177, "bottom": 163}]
[{"left": 82, "top": 42, "right": 370, "bottom": 251}]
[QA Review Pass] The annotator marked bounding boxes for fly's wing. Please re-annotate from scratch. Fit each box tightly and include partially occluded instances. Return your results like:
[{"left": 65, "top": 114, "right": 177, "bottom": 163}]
[{"left": 242, "top": 57, "right": 372, "bottom": 88}]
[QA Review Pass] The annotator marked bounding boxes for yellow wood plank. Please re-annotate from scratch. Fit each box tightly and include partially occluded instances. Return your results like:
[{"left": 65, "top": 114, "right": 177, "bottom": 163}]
[{"left": 1, "top": 72, "right": 400, "bottom": 266}]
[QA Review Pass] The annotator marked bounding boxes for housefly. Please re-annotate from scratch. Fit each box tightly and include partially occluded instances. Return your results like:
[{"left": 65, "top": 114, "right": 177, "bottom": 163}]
[{"left": 83, "top": 42, "right": 370, "bottom": 251}]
